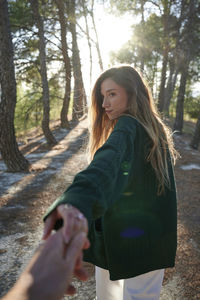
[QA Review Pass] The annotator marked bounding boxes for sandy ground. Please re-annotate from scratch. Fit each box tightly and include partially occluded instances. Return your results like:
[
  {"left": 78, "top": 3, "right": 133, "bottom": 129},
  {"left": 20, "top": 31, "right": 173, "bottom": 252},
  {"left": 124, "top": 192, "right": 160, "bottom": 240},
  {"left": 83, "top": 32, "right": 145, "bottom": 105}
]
[{"left": 0, "top": 117, "right": 199, "bottom": 299}]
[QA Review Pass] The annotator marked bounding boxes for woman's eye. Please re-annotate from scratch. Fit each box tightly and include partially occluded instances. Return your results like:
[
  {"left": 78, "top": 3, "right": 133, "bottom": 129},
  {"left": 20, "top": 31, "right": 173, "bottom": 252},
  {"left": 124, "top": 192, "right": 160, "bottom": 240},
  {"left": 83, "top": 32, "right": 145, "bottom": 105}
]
[{"left": 109, "top": 93, "right": 116, "bottom": 97}]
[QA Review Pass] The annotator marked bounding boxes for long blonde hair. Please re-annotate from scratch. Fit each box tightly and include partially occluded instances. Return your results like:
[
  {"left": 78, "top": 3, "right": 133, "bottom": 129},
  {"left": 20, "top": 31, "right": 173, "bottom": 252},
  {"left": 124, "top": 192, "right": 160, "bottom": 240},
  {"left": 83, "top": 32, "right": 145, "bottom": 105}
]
[{"left": 88, "top": 66, "right": 179, "bottom": 195}]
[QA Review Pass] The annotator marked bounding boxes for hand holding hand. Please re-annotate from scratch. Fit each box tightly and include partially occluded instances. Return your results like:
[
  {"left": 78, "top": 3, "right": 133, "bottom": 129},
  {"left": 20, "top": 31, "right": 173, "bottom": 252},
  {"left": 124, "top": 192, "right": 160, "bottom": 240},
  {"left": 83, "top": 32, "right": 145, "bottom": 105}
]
[
  {"left": 42, "top": 204, "right": 90, "bottom": 288},
  {"left": 43, "top": 204, "right": 89, "bottom": 246}
]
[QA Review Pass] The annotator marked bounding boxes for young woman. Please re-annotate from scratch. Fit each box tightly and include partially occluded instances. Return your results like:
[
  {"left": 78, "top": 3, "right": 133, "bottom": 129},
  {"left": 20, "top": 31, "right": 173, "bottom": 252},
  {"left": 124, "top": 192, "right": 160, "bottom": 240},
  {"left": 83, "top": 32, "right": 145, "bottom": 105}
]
[{"left": 43, "top": 66, "right": 178, "bottom": 300}]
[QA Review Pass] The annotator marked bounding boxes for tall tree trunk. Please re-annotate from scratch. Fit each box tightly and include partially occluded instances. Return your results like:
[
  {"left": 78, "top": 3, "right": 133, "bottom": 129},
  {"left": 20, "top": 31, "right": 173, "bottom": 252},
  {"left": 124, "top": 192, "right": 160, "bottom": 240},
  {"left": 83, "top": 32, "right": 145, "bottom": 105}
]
[
  {"left": 158, "top": 0, "right": 171, "bottom": 112},
  {"left": 69, "top": 0, "right": 87, "bottom": 120},
  {"left": 163, "top": 60, "right": 178, "bottom": 115},
  {"left": 164, "top": 0, "right": 189, "bottom": 115},
  {"left": 173, "top": 0, "right": 196, "bottom": 133},
  {"left": 82, "top": 0, "right": 93, "bottom": 87},
  {"left": 190, "top": 114, "right": 200, "bottom": 150},
  {"left": 0, "top": 0, "right": 30, "bottom": 172},
  {"left": 173, "top": 62, "right": 189, "bottom": 133},
  {"left": 158, "top": 48, "right": 168, "bottom": 112},
  {"left": 91, "top": 0, "right": 103, "bottom": 72},
  {"left": 151, "top": 56, "right": 159, "bottom": 98},
  {"left": 56, "top": 0, "right": 71, "bottom": 128},
  {"left": 140, "top": 0, "right": 145, "bottom": 71},
  {"left": 161, "top": 0, "right": 186, "bottom": 114},
  {"left": 30, "top": 0, "right": 56, "bottom": 145}
]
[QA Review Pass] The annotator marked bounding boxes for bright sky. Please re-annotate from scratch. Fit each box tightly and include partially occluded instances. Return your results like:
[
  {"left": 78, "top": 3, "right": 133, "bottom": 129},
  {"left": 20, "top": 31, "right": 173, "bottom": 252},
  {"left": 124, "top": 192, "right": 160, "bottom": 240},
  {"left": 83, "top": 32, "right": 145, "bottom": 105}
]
[
  {"left": 95, "top": 9, "right": 133, "bottom": 66},
  {"left": 79, "top": 6, "right": 134, "bottom": 96}
]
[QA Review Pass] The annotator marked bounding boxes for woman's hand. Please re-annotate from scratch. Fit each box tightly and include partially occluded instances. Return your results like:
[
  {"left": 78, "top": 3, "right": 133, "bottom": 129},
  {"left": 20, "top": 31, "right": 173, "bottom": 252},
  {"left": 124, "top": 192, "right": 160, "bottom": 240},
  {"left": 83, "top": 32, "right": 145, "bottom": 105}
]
[{"left": 43, "top": 204, "right": 88, "bottom": 244}]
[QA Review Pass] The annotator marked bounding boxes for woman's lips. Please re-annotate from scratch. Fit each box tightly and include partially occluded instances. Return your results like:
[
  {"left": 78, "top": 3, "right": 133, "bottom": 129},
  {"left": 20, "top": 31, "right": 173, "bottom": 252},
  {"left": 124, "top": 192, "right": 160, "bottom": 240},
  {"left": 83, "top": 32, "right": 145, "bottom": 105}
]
[{"left": 105, "top": 110, "right": 113, "bottom": 113}]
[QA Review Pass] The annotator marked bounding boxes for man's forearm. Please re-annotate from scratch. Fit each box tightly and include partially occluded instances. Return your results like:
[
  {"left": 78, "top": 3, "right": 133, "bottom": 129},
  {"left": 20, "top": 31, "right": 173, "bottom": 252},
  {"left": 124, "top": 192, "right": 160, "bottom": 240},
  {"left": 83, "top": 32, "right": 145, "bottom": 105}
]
[{"left": 1, "top": 274, "right": 33, "bottom": 300}]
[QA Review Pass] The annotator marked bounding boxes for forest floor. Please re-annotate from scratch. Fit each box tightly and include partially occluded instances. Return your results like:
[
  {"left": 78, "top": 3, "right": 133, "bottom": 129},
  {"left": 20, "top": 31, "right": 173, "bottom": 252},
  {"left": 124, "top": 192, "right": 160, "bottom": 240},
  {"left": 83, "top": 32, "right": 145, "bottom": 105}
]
[{"left": 0, "top": 117, "right": 200, "bottom": 300}]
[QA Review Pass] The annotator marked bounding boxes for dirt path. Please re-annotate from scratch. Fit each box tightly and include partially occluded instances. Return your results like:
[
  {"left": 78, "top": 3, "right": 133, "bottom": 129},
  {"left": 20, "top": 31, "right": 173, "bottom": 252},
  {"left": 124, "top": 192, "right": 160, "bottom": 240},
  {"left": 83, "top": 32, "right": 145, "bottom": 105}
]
[{"left": 0, "top": 118, "right": 199, "bottom": 299}]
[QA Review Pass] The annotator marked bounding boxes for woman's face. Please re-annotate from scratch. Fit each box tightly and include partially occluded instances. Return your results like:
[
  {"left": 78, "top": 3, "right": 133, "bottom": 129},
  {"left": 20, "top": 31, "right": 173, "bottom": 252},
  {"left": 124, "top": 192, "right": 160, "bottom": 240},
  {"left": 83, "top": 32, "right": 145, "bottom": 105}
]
[{"left": 101, "top": 78, "right": 128, "bottom": 120}]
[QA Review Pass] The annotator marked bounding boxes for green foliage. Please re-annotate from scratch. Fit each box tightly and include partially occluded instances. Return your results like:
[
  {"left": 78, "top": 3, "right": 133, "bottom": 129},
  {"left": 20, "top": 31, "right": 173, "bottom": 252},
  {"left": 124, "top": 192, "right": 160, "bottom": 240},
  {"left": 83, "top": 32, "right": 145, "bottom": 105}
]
[
  {"left": 49, "top": 75, "right": 64, "bottom": 120},
  {"left": 110, "top": 13, "right": 163, "bottom": 92},
  {"left": 169, "top": 83, "right": 200, "bottom": 121},
  {"left": 184, "top": 95, "right": 200, "bottom": 119},
  {"left": 108, "top": 0, "right": 152, "bottom": 19},
  {"left": 8, "top": 0, "right": 40, "bottom": 81},
  {"left": 15, "top": 83, "right": 43, "bottom": 134},
  {"left": 8, "top": 0, "right": 34, "bottom": 32},
  {"left": 110, "top": 42, "right": 135, "bottom": 65},
  {"left": 9, "top": 0, "right": 67, "bottom": 136},
  {"left": 135, "top": 14, "right": 163, "bottom": 55},
  {"left": 110, "top": 14, "right": 162, "bottom": 62},
  {"left": 15, "top": 75, "right": 64, "bottom": 136},
  {"left": 108, "top": 0, "right": 137, "bottom": 15}
]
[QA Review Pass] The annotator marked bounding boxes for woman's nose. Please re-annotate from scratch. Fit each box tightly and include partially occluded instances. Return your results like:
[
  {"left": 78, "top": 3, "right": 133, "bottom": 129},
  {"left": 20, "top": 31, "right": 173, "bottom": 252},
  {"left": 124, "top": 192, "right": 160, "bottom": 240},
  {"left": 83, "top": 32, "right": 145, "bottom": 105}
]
[{"left": 102, "top": 97, "right": 110, "bottom": 108}]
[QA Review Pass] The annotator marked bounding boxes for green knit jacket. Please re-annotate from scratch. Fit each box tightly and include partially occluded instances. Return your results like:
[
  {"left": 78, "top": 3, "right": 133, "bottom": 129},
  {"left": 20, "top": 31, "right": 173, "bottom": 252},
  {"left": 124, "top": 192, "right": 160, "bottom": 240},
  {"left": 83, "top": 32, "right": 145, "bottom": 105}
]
[{"left": 44, "top": 116, "right": 177, "bottom": 280}]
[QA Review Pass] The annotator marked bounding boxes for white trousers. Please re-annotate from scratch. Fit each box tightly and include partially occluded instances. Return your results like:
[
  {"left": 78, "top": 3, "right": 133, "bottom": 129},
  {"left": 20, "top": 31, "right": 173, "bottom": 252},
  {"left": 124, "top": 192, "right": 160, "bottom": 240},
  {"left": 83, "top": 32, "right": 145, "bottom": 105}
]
[{"left": 95, "top": 266, "right": 164, "bottom": 300}]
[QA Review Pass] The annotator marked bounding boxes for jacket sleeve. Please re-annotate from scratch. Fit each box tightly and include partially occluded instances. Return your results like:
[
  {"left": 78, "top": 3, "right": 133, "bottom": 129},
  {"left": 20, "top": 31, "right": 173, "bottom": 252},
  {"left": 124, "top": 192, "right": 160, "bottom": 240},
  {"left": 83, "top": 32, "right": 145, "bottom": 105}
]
[{"left": 43, "top": 116, "right": 137, "bottom": 227}]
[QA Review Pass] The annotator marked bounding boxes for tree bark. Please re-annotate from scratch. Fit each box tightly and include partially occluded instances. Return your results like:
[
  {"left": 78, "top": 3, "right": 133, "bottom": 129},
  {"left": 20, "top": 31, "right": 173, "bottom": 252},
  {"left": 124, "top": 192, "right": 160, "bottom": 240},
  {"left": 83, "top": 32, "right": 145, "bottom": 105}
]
[
  {"left": 173, "top": 0, "right": 196, "bottom": 133},
  {"left": 163, "top": 59, "right": 178, "bottom": 115},
  {"left": 30, "top": 0, "right": 57, "bottom": 145},
  {"left": 163, "top": 0, "right": 189, "bottom": 115},
  {"left": 82, "top": 0, "right": 93, "bottom": 87},
  {"left": 173, "top": 62, "right": 189, "bottom": 133},
  {"left": 0, "top": 0, "right": 30, "bottom": 172},
  {"left": 190, "top": 115, "right": 200, "bottom": 150},
  {"left": 56, "top": 0, "right": 71, "bottom": 128},
  {"left": 151, "top": 56, "right": 159, "bottom": 99},
  {"left": 139, "top": 0, "right": 145, "bottom": 71},
  {"left": 69, "top": 0, "right": 87, "bottom": 120},
  {"left": 91, "top": 0, "right": 103, "bottom": 72},
  {"left": 157, "top": 0, "right": 171, "bottom": 112},
  {"left": 158, "top": 48, "right": 168, "bottom": 112}
]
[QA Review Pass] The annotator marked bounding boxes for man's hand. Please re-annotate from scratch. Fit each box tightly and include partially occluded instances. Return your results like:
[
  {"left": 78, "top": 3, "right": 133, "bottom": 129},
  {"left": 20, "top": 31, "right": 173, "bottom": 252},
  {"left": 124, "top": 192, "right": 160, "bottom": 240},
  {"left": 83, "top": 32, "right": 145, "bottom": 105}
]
[{"left": 2, "top": 230, "right": 89, "bottom": 300}]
